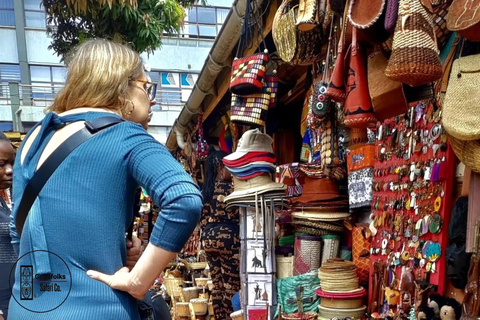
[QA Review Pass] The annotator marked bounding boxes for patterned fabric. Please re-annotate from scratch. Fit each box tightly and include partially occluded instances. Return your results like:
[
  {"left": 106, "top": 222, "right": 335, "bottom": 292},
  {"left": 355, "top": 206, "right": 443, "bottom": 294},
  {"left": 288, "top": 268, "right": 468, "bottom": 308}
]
[
  {"left": 202, "top": 225, "right": 240, "bottom": 320},
  {"left": 348, "top": 167, "right": 374, "bottom": 209},
  {"left": 200, "top": 181, "right": 239, "bottom": 227},
  {"left": 200, "top": 180, "right": 240, "bottom": 319},
  {"left": 433, "top": 1, "right": 451, "bottom": 50},
  {"left": 347, "top": 145, "right": 375, "bottom": 171},
  {"left": 263, "top": 74, "right": 279, "bottom": 108}
]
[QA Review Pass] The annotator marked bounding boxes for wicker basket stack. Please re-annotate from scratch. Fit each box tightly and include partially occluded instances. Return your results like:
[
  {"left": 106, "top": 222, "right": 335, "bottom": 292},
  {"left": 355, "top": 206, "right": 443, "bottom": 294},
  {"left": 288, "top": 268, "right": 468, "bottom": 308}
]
[{"left": 316, "top": 259, "right": 367, "bottom": 320}]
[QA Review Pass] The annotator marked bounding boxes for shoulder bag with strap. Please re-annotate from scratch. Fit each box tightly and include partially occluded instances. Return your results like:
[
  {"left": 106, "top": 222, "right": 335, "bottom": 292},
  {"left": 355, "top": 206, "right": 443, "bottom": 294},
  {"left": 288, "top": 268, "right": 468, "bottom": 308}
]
[{"left": 15, "top": 116, "right": 124, "bottom": 237}]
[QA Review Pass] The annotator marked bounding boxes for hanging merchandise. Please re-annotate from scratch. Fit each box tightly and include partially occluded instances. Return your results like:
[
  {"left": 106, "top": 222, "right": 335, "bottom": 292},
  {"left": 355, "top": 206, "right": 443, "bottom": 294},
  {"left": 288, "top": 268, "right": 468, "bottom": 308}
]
[
  {"left": 446, "top": 0, "right": 480, "bottom": 42},
  {"left": 326, "top": 1, "right": 349, "bottom": 103},
  {"left": 384, "top": 0, "right": 443, "bottom": 87},
  {"left": 384, "top": 0, "right": 399, "bottom": 34},
  {"left": 347, "top": 144, "right": 375, "bottom": 209},
  {"left": 230, "top": 0, "right": 269, "bottom": 95},
  {"left": 347, "top": 0, "right": 390, "bottom": 43},
  {"left": 329, "top": 0, "right": 347, "bottom": 15},
  {"left": 263, "top": 72, "right": 279, "bottom": 108},
  {"left": 272, "top": 0, "right": 298, "bottom": 63},
  {"left": 344, "top": 27, "right": 377, "bottom": 128},
  {"left": 296, "top": 0, "right": 326, "bottom": 31},
  {"left": 351, "top": 224, "right": 371, "bottom": 283},
  {"left": 272, "top": 0, "right": 323, "bottom": 65},
  {"left": 367, "top": 44, "right": 408, "bottom": 121},
  {"left": 230, "top": 92, "right": 271, "bottom": 127},
  {"left": 369, "top": 100, "right": 456, "bottom": 300},
  {"left": 432, "top": 1, "right": 453, "bottom": 50},
  {"left": 195, "top": 114, "right": 209, "bottom": 160}
]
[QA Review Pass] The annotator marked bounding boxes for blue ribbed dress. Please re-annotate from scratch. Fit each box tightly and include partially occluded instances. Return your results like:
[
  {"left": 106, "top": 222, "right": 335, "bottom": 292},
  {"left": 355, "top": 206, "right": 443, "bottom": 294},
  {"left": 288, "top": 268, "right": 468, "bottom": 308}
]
[{"left": 8, "top": 111, "right": 202, "bottom": 319}]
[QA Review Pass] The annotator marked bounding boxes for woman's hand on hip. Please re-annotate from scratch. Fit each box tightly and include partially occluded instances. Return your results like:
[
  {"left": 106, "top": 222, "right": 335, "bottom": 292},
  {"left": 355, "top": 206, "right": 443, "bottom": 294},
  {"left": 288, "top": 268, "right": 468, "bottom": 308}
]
[{"left": 86, "top": 267, "right": 145, "bottom": 300}]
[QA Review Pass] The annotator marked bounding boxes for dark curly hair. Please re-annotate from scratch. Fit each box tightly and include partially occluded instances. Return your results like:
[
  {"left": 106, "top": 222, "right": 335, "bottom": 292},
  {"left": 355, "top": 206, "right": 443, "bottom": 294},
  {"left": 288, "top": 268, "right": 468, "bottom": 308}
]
[{"left": 201, "top": 146, "right": 228, "bottom": 203}]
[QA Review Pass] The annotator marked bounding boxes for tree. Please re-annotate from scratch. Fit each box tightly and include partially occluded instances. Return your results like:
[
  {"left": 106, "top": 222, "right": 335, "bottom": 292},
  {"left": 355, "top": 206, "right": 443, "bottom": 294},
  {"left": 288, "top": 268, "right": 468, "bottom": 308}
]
[{"left": 42, "top": 0, "right": 205, "bottom": 60}]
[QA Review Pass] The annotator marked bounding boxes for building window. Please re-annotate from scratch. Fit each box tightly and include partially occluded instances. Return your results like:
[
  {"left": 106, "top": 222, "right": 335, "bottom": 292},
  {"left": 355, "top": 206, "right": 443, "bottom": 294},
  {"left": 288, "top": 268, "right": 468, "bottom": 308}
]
[
  {"left": 147, "top": 70, "right": 198, "bottom": 106},
  {"left": 24, "top": 0, "right": 46, "bottom": 28},
  {"left": 0, "top": 0, "right": 14, "bottom": 27},
  {"left": 30, "top": 65, "right": 66, "bottom": 99},
  {"left": 0, "top": 64, "right": 20, "bottom": 96},
  {"left": 180, "top": 6, "right": 229, "bottom": 39}
]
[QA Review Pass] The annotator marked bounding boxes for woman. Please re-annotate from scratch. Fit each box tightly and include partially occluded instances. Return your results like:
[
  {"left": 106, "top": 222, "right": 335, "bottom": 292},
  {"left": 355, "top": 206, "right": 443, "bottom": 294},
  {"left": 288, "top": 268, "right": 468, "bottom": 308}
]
[
  {"left": 8, "top": 39, "right": 202, "bottom": 319},
  {"left": 0, "top": 133, "right": 15, "bottom": 320},
  {"left": 200, "top": 147, "right": 240, "bottom": 320}
]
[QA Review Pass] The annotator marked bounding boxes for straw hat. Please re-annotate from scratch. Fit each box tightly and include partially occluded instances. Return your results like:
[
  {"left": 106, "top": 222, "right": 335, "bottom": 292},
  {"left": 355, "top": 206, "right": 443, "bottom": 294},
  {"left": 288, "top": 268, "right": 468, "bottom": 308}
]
[
  {"left": 291, "top": 211, "right": 351, "bottom": 221},
  {"left": 225, "top": 174, "right": 286, "bottom": 202},
  {"left": 448, "top": 134, "right": 480, "bottom": 173},
  {"left": 291, "top": 220, "right": 345, "bottom": 232}
]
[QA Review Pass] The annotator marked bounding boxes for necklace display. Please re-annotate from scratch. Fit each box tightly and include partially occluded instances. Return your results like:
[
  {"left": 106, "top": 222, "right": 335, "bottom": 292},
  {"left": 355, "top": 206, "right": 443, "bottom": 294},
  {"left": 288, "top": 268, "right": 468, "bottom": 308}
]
[{"left": 368, "top": 101, "right": 455, "bottom": 315}]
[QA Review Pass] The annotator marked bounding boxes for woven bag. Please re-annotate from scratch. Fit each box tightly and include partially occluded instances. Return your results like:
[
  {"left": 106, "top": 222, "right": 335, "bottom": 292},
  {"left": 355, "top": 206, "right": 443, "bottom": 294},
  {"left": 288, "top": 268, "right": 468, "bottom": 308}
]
[
  {"left": 443, "top": 53, "right": 480, "bottom": 141},
  {"left": 263, "top": 73, "right": 279, "bottom": 108},
  {"left": 294, "top": 235, "right": 322, "bottom": 275},
  {"left": 273, "top": 0, "right": 298, "bottom": 63},
  {"left": 297, "top": 0, "right": 322, "bottom": 31},
  {"left": 384, "top": 0, "right": 399, "bottom": 34},
  {"left": 231, "top": 92, "right": 270, "bottom": 127},
  {"left": 385, "top": 0, "right": 442, "bottom": 87},
  {"left": 351, "top": 225, "right": 370, "bottom": 283},
  {"left": 230, "top": 0, "right": 269, "bottom": 95}
]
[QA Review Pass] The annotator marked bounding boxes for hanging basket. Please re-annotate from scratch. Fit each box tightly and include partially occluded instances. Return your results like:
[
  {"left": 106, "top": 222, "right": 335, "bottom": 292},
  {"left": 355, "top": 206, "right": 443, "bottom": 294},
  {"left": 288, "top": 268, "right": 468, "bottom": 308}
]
[
  {"left": 163, "top": 277, "right": 184, "bottom": 298},
  {"left": 191, "top": 298, "right": 209, "bottom": 315},
  {"left": 176, "top": 302, "right": 191, "bottom": 317}
]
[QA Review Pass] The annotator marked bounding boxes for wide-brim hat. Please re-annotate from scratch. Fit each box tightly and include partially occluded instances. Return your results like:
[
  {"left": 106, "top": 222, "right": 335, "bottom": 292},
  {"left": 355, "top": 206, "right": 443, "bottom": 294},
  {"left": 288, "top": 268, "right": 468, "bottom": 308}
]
[
  {"left": 448, "top": 134, "right": 480, "bottom": 173},
  {"left": 223, "top": 129, "right": 274, "bottom": 162},
  {"left": 292, "top": 211, "right": 351, "bottom": 221},
  {"left": 291, "top": 220, "right": 345, "bottom": 232},
  {"left": 226, "top": 193, "right": 289, "bottom": 208},
  {"left": 291, "top": 177, "right": 340, "bottom": 203},
  {"left": 225, "top": 175, "right": 286, "bottom": 202},
  {"left": 226, "top": 161, "right": 276, "bottom": 170},
  {"left": 348, "top": 0, "right": 386, "bottom": 29}
]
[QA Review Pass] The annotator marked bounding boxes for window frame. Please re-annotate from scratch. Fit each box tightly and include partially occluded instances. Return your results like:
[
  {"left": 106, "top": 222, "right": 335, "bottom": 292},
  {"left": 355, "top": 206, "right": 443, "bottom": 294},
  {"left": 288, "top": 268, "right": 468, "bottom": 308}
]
[{"left": 0, "top": 0, "right": 15, "bottom": 27}]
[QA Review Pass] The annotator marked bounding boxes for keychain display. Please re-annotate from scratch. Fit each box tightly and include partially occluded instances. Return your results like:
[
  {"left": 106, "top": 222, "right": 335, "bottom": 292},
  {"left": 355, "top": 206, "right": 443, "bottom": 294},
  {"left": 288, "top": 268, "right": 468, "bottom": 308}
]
[{"left": 368, "top": 100, "right": 455, "bottom": 310}]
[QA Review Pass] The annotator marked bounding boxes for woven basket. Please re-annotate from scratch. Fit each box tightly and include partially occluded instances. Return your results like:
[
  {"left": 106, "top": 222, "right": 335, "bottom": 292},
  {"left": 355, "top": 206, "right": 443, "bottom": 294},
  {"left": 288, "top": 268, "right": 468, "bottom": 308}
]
[
  {"left": 276, "top": 256, "right": 295, "bottom": 279},
  {"left": 282, "top": 311, "right": 318, "bottom": 320},
  {"left": 317, "top": 305, "right": 366, "bottom": 320},
  {"left": 191, "top": 298, "right": 208, "bottom": 315},
  {"left": 447, "top": 135, "right": 480, "bottom": 173},
  {"left": 294, "top": 235, "right": 322, "bottom": 275},
  {"left": 230, "top": 309, "right": 244, "bottom": 320},
  {"left": 164, "top": 277, "right": 184, "bottom": 298},
  {"left": 195, "top": 277, "right": 209, "bottom": 287},
  {"left": 182, "top": 287, "right": 199, "bottom": 302},
  {"left": 321, "top": 235, "right": 341, "bottom": 265},
  {"left": 316, "top": 287, "right": 366, "bottom": 309},
  {"left": 176, "top": 302, "right": 191, "bottom": 317},
  {"left": 385, "top": 0, "right": 442, "bottom": 86}
]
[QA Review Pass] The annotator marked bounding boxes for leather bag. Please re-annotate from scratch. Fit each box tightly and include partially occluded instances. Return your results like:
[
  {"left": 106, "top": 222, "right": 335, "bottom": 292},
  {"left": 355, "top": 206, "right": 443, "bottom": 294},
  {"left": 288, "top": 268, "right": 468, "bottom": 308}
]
[
  {"left": 446, "top": 0, "right": 480, "bottom": 42},
  {"left": 343, "top": 27, "right": 377, "bottom": 128},
  {"left": 297, "top": 0, "right": 324, "bottom": 31},
  {"left": 460, "top": 254, "right": 480, "bottom": 320},
  {"left": 348, "top": 0, "right": 390, "bottom": 43},
  {"left": 367, "top": 44, "right": 407, "bottom": 121}
]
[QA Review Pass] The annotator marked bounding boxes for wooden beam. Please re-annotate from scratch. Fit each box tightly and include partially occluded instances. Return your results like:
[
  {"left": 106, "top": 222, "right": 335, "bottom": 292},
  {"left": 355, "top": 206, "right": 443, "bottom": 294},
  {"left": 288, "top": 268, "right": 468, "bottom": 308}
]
[{"left": 202, "top": 1, "right": 279, "bottom": 121}]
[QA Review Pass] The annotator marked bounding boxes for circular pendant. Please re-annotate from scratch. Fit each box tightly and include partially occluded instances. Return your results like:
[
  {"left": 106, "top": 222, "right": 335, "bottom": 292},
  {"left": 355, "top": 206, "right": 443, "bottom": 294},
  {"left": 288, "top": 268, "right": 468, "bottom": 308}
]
[{"left": 434, "top": 196, "right": 442, "bottom": 212}]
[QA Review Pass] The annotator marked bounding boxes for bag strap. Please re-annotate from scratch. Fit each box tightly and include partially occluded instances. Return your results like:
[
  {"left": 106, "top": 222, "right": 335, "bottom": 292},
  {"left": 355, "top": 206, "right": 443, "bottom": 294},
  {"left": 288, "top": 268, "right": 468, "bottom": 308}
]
[{"left": 15, "top": 116, "right": 124, "bottom": 237}]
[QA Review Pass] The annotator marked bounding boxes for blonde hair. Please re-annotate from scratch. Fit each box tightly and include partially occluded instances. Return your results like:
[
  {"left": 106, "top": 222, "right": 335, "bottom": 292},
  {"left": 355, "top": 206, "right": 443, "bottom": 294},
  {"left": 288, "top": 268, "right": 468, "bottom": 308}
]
[{"left": 48, "top": 39, "right": 144, "bottom": 113}]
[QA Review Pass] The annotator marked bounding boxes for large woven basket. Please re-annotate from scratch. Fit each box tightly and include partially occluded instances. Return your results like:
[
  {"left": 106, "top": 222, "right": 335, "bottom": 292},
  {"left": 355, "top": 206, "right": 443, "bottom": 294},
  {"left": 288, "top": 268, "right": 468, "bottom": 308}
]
[
  {"left": 176, "top": 302, "right": 191, "bottom": 317},
  {"left": 163, "top": 277, "right": 184, "bottom": 298},
  {"left": 276, "top": 256, "right": 295, "bottom": 279},
  {"left": 384, "top": 0, "right": 442, "bottom": 86},
  {"left": 182, "top": 287, "right": 199, "bottom": 302},
  {"left": 447, "top": 135, "right": 480, "bottom": 173},
  {"left": 191, "top": 298, "right": 208, "bottom": 315}
]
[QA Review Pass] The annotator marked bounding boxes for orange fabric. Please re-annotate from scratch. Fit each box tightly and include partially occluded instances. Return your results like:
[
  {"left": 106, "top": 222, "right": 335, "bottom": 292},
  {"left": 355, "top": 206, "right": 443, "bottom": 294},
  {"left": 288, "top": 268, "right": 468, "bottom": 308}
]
[
  {"left": 352, "top": 225, "right": 371, "bottom": 283},
  {"left": 347, "top": 145, "right": 375, "bottom": 171}
]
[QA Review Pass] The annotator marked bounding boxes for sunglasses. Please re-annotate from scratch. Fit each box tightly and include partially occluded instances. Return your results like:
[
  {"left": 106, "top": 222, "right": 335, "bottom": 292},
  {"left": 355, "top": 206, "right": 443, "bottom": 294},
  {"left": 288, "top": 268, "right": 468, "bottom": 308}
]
[{"left": 129, "top": 78, "right": 157, "bottom": 101}]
